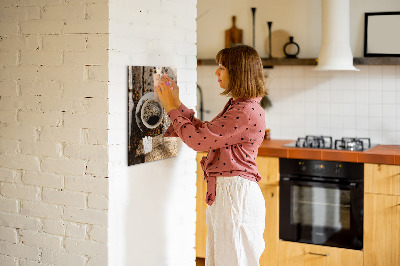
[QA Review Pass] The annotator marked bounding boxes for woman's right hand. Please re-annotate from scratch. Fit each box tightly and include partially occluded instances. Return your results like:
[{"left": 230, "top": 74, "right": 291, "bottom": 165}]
[{"left": 162, "top": 75, "right": 181, "bottom": 108}]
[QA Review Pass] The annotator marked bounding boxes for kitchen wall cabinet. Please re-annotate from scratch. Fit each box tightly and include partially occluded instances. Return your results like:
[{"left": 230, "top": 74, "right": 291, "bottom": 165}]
[
  {"left": 278, "top": 241, "right": 363, "bottom": 266},
  {"left": 364, "top": 163, "right": 400, "bottom": 266}
]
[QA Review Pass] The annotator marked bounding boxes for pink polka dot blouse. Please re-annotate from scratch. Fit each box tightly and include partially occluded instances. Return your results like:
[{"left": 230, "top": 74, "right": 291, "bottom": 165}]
[{"left": 164, "top": 97, "right": 266, "bottom": 206}]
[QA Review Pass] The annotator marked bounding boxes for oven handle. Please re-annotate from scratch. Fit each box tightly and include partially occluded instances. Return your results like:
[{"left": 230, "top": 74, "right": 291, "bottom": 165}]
[{"left": 281, "top": 177, "right": 358, "bottom": 188}]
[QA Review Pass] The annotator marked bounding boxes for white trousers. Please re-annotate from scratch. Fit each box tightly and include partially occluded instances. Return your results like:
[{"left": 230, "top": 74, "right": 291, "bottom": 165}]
[{"left": 205, "top": 176, "right": 266, "bottom": 266}]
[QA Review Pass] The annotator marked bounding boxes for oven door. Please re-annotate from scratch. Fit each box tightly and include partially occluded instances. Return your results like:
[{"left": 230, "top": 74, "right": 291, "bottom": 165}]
[{"left": 279, "top": 177, "right": 363, "bottom": 250}]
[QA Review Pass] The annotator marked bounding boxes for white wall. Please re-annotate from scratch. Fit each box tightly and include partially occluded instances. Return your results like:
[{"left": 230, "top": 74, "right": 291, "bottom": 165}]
[
  {"left": 198, "top": 0, "right": 400, "bottom": 58},
  {"left": 108, "top": 0, "right": 198, "bottom": 265},
  {"left": 197, "top": 0, "right": 400, "bottom": 145},
  {"left": 1, "top": 0, "right": 197, "bottom": 265},
  {"left": 0, "top": 1, "right": 109, "bottom": 265}
]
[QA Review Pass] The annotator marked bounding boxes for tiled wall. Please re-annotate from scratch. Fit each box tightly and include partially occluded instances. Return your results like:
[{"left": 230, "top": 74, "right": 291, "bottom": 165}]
[{"left": 197, "top": 65, "right": 400, "bottom": 145}]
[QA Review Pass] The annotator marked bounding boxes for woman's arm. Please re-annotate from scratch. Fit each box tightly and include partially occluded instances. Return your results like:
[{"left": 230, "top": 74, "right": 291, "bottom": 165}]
[{"left": 167, "top": 107, "right": 251, "bottom": 152}]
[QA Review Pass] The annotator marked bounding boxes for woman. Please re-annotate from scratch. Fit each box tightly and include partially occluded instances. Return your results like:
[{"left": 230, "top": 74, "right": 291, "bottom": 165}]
[{"left": 155, "top": 45, "right": 267, "bottom": 266}]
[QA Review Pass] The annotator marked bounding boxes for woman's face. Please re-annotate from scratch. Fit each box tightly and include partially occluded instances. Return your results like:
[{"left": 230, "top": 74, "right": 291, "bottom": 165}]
[{"left": 215, "top": 64, "right": 229, "bottom": 89}]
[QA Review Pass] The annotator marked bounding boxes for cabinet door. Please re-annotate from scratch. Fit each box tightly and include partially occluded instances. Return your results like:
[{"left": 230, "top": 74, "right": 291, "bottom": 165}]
[
  {"left": 196, "top": 152, "right": 208, "bottom": 258},
  {"left": 278, "top": 241, "right": 363, "bottom": 266},
  {"left": 259, "top": 185, "right": 279, "bottom": 266},
  {"left": 256, "top": 156, "right": 279, "bottom": 186},
  {"left": 365, "top": 163, "right": 400, "bottom": 196},
  {"left": 364, "top": 193, "right": 400, "bottom": 266}
]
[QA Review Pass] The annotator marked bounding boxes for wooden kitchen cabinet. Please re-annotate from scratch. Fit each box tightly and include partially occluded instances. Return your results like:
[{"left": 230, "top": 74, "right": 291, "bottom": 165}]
[
  {"left": 256, "top": 156, "right": 279, "bottom": 186},
  {"left": 364, "top": 193, "right": 400, "bottom": 266},
  {"left": 364, "top": 163, "right": 400, "bottom": 196},
  {"left": 259, "top": 184, "right": 279, "bottom": 266},
  {"left": 278, "top": 241, "right": 363, "bottom": 266},
  {"left": 364, "top": 163, "right": 400, "bottom": 266},
  {"left": 196, "top": 152, "right": 208, "bottom": 258}
]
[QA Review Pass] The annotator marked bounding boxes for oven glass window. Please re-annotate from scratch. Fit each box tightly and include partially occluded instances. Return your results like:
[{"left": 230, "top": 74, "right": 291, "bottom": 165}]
[{"left": 291, "top": 185, "right": 350, "bottom": 230}]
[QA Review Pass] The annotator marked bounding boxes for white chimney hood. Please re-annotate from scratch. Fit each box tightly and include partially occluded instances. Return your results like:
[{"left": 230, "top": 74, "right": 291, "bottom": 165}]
[{"left": 314, "top": 0, "right": 359, "bottom": 71}]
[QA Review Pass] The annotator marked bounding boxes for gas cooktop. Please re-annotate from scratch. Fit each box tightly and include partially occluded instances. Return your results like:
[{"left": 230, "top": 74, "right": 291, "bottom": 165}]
[{"left": 283, "top": 135, "right": 376, "bottom": 152}]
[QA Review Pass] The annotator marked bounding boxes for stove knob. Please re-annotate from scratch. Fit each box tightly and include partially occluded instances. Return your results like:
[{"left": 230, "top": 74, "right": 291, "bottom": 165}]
[
  {"left": 298, "top": 162, "right": 306, "bottom": 171},
  {"left": 334, "top": 164, "right": 342, "bottom": 174}
]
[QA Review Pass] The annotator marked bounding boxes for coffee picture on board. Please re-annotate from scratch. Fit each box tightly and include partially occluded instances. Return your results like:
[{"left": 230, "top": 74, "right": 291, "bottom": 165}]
[{"left": 128, "top": 66, "right": 178, "bottom": 166}]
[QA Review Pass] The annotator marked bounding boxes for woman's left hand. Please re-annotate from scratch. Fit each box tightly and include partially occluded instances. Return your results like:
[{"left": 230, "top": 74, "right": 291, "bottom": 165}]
[{"left": 155, "top": 79, "right": 176, "bottom": 113}]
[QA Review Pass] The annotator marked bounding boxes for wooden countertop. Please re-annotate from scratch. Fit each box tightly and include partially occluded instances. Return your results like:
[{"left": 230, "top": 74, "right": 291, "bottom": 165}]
[{"left": 258, "top": 139, "right": 400, "bottom": 165}]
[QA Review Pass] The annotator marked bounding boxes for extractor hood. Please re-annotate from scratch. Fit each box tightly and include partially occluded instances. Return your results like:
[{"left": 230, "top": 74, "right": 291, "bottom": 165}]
[{"left": 314, "top": 0, "right": 359, "bottom": 71}]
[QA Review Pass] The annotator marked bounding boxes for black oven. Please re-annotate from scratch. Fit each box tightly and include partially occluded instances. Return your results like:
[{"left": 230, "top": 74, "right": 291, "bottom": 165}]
[{"left": 279, "top": 158, "right": 364, "bottom": 250}]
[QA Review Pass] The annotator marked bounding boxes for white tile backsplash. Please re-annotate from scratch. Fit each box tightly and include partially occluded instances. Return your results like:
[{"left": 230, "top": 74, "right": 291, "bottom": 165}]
[
  {"left": 383, "top": 117, "right": 397, "bottom": 131},
  {"left": 342, "top": 103, "right": 355, "bottom": 116},
  {"left": 369, "top": 91, "right": 383, "bottom": 104},
  {"left": 342, "top": 90, "right": 355, "bottom": 104},
  {"left": 356, "top": 117, "right": 369, "bottom": 130},
  {"left": 330, "top": 103, "right": 342, "bottom": 116},
  {"left": 355, "top": 90, "right": 369, "bottom": 104},
  {"left": 197, "top": 65, "right": 400, "bottom": 144},
  {"left": 383, "top": 104, "right": 396, "bottom": 118},
  {"left": 369, "top": 104, "right": 383, "bottom": 118},
  {"left": 383, "top": 77, "right": 396, "bottom": 91},
  {"left": 383, "top": 91, "right": 396, "bottom": 104},
  {"left": 355, "top": 104, "right": 369, "bottom": 117}
]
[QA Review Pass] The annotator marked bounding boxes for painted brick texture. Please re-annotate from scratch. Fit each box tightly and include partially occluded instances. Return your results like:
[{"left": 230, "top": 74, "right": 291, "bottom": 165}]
[
  {"left": 1, "top": 0, "right": 198, "bottom": 265},
  {"left": 0, "top": 1, "right": 109, "bottom": 265},
  {"left": 108, "top": 0, "right": 198, "bottom": 265}
]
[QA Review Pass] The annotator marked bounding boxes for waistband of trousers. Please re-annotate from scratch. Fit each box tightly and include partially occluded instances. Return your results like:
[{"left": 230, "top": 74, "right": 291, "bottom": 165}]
[{"left": 216, "top": 175, "right": 246, "bottom": 184}]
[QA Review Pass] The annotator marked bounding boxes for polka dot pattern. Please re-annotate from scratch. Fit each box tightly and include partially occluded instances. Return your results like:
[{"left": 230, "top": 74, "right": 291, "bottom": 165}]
[{"left": 164, "top": 98, "right": 266, "bottom": 206}]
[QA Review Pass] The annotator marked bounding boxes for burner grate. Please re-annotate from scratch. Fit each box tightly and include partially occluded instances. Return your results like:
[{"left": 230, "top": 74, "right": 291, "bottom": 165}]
[
  {"left": 334, "top": 137, "right": 371, "bottom": 151},
  {"left": 291, "top": 136, "right": 372, "bottom": 151},
  {"left": 295, "top": 135, "right": 333, "bottom": 149}
]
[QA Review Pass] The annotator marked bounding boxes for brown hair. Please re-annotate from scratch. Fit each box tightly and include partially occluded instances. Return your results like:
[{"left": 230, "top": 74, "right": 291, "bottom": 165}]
[{"left": 215, "top": 45, "right": 267, "bottom": 99}]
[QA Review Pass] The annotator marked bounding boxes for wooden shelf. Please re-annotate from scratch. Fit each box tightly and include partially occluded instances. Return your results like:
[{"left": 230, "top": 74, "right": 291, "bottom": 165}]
[
  {"left": 353, "top": 57, "right": 400, "bottom": 65},
  {"left": 262, "top": 58, "right": 317, "bottom": 67},
  {"left": 197, "top": 57, "right": 400, "bottom": 68},
  {"left": 197, "top": 58, "right": 317, "bottom": 67}
]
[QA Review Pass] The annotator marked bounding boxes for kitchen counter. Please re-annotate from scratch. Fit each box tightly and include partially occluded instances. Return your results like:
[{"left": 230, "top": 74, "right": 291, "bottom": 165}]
[{"left": 258, "top": 139, "right": 400, "bottom": 165}]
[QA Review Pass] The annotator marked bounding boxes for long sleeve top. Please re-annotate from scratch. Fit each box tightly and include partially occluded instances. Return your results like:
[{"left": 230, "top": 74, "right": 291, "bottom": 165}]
[{"left": 164, "top": 97, "right": 266, "bottom": 205}]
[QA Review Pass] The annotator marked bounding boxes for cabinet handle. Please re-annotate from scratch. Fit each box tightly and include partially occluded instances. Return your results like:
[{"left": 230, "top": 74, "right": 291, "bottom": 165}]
[{"left": 309, "top": 252, "right": 329, "bottom": 257}]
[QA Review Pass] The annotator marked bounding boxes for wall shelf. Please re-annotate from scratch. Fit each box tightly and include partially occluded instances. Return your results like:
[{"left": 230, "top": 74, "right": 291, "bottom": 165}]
[
  {"left": 197, "top": 57, "right": 400, "bottom": 68},
  {"left": 353, "top": 57, "right": 400, "bottom": 65}
]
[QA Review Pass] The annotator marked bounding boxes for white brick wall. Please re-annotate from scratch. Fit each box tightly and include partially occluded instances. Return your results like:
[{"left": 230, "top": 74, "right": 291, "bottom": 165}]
[
  {"left": 1, "top": 0, "right": 198, "bottom": 265},
  {"left": 0, "top": 1, "right": 109, "bottom": 265},
  {"left": 108, "top": 0, "right": 197, "bottom": 265}
]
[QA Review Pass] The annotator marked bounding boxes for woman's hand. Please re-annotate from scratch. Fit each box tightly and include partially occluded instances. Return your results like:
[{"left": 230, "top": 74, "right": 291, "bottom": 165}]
[
  {"left": 155, "top": 78, "right": 177, "bottom": 113},
  {"left": 162, "top": 75, "right": 181, "bottom": 108}
]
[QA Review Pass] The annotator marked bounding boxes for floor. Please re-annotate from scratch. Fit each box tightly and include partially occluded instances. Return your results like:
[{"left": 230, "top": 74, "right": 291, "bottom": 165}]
[{"left": 196, "top": 257, "right": 205, "bottom": 266}]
